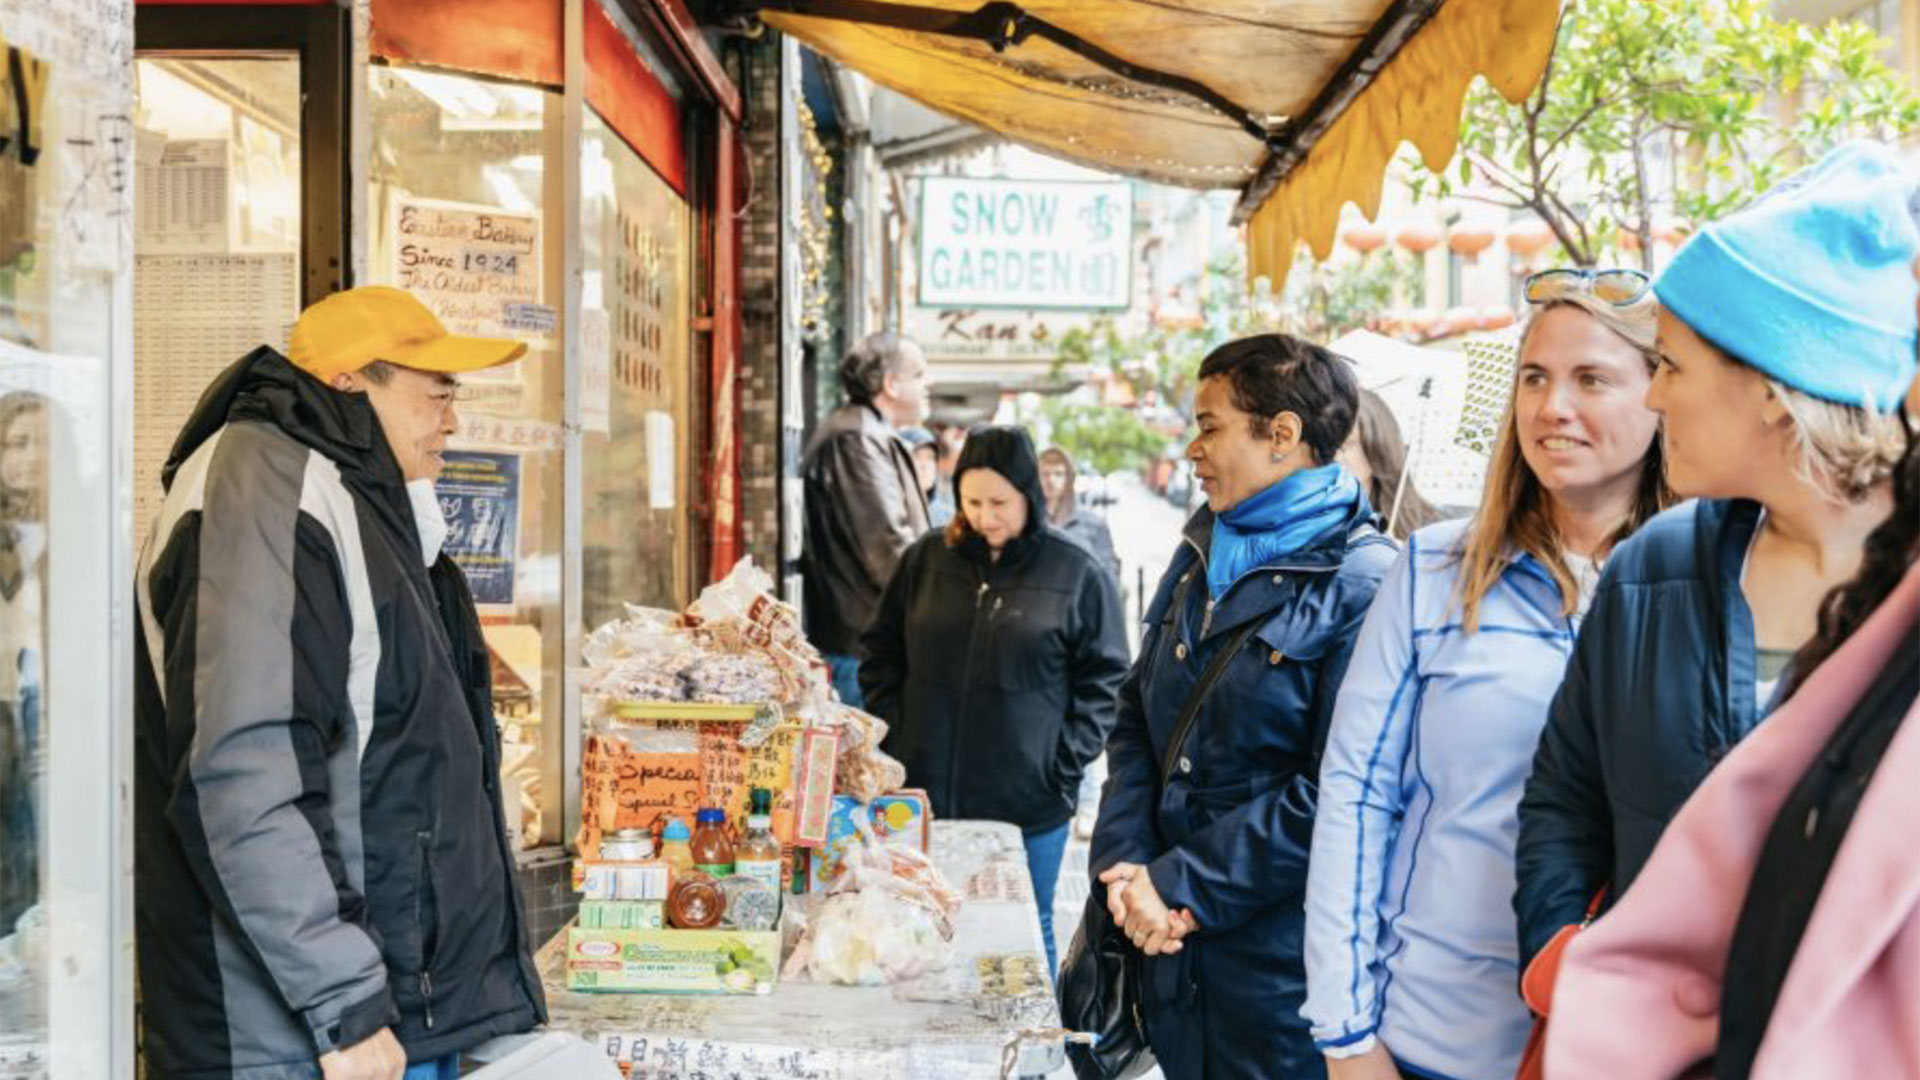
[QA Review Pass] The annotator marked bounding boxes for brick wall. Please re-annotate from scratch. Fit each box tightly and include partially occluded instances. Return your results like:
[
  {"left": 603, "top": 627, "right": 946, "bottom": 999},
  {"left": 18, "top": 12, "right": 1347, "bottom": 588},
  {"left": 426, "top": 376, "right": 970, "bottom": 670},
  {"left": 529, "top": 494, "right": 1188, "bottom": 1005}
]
[
  {"left": 514, "top": 849, "right": 578, "bottom": 954},
  {"left": 737, "top": 36, "right": 784, "bottom": 575}
]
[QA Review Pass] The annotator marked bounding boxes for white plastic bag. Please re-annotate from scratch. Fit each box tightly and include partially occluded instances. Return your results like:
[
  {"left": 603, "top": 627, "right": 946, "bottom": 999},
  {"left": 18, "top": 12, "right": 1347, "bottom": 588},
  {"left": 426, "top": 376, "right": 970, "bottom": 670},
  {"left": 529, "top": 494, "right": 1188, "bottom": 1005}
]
[{"left": 804, "top": 887, "right": 953, "bottom": 986}]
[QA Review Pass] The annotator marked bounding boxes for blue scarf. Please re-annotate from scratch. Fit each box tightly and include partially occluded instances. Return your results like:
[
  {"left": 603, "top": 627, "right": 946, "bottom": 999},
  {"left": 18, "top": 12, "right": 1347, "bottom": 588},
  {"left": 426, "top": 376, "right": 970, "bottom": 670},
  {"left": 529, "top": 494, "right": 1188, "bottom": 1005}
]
[{"left": 1206, "top": 464, "right": 1361, "bottom": 600}]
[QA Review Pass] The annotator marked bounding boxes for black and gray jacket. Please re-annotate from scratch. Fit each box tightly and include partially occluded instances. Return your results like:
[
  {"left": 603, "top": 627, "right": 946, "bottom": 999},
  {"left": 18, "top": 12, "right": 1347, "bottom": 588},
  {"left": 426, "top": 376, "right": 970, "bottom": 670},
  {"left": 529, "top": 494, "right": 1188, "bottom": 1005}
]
[{"left": 134, "top": 348, "right": 545, "bottom": 1080}]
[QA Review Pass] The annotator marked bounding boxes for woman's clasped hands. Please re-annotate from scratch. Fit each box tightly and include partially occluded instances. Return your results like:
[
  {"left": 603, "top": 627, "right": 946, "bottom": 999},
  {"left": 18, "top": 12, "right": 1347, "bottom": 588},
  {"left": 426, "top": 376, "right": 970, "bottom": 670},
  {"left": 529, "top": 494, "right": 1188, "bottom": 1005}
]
[{"left": 1098, "top": 862, "right": 1200, "bottom": 956}]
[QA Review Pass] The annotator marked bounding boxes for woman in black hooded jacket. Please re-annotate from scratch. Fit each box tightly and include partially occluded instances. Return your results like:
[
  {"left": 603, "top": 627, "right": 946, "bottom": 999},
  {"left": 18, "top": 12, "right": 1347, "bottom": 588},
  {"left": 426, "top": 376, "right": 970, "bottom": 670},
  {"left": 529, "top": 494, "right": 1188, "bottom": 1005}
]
[{"left": 861, "top": 426, "right": 1130, "bottom": 971}]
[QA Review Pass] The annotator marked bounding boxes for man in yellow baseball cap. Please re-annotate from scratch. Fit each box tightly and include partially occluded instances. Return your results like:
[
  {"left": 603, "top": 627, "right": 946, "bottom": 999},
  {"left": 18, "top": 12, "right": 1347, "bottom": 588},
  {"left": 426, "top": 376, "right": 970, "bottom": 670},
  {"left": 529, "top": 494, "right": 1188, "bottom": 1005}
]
[
  {"left": 134, "top": 285, "right": 546, "bottom": 1080},
  {"left": 289, "top": 285, "right": 527, "bottom": 485}
]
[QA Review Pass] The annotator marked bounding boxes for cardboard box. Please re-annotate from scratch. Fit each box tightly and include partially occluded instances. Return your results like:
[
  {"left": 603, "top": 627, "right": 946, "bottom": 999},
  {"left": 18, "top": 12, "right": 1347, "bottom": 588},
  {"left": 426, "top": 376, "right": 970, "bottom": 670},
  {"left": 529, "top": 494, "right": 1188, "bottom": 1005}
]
[
  {"left": 575, "top": 860, "right": 670, "bottom": 901},
  {"left": 564, "top": 927, "right": 781, "bottom": 995},
  {"left": 576, "top": 900, "right": 665, "bottom": 931},
  {"left": 808, "top": 792, "right": 931, "bottom": 891}
]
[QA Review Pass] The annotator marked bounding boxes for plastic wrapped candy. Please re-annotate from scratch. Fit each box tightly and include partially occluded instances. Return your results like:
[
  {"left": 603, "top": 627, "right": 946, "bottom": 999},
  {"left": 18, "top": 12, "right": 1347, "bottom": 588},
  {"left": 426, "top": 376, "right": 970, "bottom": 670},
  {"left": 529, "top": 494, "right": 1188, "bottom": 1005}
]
[
  {"left": 787, "top": 825, "right": 965, "bottom": 986},
  {"left": 581, "top": 605, "right": 701, "bottom": 713},
  {"left": 685, "top": 653, "right": 783, "bottom": 704},
  {"left": 802, "top": 887, "right": 952, "bottom": 986},
  {"left": 831, "top": 705, "right": 908, "bottom": 802},
  {"left": 716, "top": 874, "right": 781, "bottom": 932},
  {"left": 686, "top": 559, "right": 826, "bottom": 705},
  {"left": 831, "top": 834, "right": 963, "bottom": 937}
]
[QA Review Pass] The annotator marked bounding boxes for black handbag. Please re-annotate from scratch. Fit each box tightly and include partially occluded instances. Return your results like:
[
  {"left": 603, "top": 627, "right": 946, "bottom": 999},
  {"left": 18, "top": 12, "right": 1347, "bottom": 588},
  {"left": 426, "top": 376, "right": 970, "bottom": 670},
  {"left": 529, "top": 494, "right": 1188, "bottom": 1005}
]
[
  {"left": 1057, "top": 892, "right": 1157, "bottom": 1080},
  {"left": 1057, "top": 585, "right": 1262, "bottom": 1080}
]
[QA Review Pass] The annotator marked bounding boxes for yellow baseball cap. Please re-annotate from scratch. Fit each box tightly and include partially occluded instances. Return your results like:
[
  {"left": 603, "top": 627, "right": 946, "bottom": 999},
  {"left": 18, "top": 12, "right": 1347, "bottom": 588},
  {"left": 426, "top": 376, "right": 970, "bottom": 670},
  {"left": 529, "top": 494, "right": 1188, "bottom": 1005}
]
[{"left": 287, "top": 285, "right": 528, "bottom": 383}]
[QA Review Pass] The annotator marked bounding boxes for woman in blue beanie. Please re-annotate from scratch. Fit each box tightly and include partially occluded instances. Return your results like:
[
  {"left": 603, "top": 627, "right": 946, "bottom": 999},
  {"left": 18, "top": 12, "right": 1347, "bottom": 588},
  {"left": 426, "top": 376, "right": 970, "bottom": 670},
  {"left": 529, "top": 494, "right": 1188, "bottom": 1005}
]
[
  {"left": 1086, "top": 334, "right": 1396, "bottom": 1080},
  {"left": 1515, "top": 141, "right": 1918, "bottom": 1006},
  {"left": 1541, "top": 254, "right": 1920, "bottom": 1080}
]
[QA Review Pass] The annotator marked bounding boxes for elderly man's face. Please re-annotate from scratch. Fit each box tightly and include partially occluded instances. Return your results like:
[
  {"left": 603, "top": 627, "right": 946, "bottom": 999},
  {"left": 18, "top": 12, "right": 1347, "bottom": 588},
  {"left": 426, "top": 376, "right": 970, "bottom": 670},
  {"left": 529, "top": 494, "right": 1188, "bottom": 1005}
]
[
  {"left": 335, "top": 365, "right": 461, "bottom": 482},
  {"left": 884, "top": 342, "right": 932, "bottom": 426}
]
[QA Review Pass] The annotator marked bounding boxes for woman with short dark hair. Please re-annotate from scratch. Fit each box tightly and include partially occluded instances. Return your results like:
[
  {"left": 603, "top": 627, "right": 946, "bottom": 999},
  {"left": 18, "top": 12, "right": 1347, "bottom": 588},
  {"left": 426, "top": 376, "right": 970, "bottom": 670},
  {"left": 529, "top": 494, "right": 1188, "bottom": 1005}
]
[{"left": 1087, "top": 333, "right": 1396, "bottom": 1079}]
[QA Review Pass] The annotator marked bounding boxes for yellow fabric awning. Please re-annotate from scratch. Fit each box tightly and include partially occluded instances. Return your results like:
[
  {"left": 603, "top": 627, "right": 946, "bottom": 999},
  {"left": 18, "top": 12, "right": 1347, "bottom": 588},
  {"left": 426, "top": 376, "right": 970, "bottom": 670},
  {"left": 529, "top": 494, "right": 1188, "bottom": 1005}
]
[{"left": 759, "top": 0, "right": 1559, "bottom": 287}]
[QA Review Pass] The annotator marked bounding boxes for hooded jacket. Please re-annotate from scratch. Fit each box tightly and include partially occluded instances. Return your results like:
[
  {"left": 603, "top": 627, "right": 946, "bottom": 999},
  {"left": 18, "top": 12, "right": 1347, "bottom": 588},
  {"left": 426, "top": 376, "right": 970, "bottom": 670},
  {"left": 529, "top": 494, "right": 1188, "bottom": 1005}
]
[
  {"left": 134, "top": 348, "right": 545, "bottom": 1080},
  {"left": 859, "top": 427, "right": 1129, "bottom": 834},
  {"left": 1088, "top": 490, "right": 1394, "bottom": 1080},
  {"left": 801, "top": 401, "right": 932, "bottom": 656},
  {"left": 1090, "top": 480, "right": 1390, "bottom": 1076}
]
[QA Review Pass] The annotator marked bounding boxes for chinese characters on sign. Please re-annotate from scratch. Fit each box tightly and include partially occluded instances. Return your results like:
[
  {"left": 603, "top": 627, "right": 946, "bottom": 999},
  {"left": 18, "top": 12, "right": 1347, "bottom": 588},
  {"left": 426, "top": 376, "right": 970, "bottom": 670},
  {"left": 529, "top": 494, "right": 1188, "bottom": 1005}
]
[{"left": 917, "top": 177, "right": 1132, "bottom": 310}]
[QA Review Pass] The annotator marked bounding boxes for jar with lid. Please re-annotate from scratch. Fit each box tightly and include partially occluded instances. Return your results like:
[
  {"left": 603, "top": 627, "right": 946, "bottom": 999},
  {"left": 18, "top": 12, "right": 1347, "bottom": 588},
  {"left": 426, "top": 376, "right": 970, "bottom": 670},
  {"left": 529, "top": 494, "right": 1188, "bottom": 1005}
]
[
  {"left": 600, "top": 828, "right": 654, "bottom": 863},
  {"left": 667, "top": 870, "right": 725, "bottom": 930}
]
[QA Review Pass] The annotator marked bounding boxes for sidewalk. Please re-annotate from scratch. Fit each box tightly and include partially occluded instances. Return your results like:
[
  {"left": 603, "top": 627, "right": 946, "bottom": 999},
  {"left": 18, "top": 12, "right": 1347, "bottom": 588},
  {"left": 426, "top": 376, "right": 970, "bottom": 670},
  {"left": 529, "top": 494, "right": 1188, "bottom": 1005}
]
[{"left": 1046, "top": 469, "right": 1183, "bottom": 1079}]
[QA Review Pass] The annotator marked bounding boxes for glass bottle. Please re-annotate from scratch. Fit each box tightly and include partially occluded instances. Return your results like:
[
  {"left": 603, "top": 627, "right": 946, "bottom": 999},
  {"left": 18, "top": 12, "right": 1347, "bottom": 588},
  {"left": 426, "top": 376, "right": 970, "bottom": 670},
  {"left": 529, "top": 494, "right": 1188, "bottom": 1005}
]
[
  {"left": 690, "top": 807, "right": 735, "bottom": 877},
  {"left": 659, "top": 815, "right": 694, "bottom": 883},
  {"left": 735, "top": 788, "right": 783, "bottom": 900}
]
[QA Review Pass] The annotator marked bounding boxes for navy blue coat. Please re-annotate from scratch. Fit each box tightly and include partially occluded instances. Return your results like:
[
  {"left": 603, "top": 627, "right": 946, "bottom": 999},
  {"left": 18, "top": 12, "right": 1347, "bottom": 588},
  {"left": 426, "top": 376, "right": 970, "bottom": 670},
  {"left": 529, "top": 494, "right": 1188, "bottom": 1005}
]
[
  {"left": 1515, "top": 499, "right": 1766, "bottom": 966},
  {"left": 1089, "top": 501, "right": 1394, "bottom": 1080}
]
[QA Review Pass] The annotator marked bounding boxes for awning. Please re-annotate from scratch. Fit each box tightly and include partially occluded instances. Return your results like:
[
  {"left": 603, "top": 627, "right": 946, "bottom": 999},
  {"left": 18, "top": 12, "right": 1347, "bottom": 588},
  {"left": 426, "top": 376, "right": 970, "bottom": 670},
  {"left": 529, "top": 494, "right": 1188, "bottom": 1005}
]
[{"left": 741, "top": 0, "right": 1559, "bottom": 286}]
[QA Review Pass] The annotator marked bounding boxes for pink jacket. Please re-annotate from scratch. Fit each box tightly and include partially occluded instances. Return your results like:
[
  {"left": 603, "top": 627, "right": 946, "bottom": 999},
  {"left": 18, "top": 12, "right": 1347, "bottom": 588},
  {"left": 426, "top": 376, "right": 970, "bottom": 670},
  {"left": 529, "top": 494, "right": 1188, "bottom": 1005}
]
[{"left": 1547, "top": 562, "right": 1920, "bottom": 1080}]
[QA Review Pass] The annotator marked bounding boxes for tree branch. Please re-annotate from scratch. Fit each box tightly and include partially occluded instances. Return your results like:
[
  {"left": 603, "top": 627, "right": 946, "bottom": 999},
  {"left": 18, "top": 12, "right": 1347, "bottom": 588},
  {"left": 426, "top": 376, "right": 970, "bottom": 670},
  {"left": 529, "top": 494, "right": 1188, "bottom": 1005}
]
[{"left": 1541, "top": 94, "right": 1617, "bottom": 162}]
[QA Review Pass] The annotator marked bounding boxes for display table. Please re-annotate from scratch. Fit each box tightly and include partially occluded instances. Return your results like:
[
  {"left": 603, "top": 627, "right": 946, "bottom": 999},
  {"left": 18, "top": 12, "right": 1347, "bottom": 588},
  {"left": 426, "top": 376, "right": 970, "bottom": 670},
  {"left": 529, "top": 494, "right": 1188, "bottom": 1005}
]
[{"left": 537, "top": 820, "right": 1066, "bottom": 1079}]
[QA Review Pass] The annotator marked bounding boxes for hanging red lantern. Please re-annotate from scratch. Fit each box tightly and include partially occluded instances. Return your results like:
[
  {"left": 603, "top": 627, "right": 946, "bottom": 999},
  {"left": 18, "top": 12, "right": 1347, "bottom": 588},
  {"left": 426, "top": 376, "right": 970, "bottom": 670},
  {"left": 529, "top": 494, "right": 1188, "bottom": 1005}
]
[
  {"left": 1343, "top": 223, "right": 1387, "bottom": 254},
  {"left": 1396, "top": 222, "right": 1442, "bottom": 254},
  {"left": 1448, "top": 223, "right": 1497, "bottom": 257},
  {"left": 1505, "top": 219, "right": 1554, "bottom": 258},
  {"left": 1479, "top": 304, "right": 1517, "bottom": 330}
]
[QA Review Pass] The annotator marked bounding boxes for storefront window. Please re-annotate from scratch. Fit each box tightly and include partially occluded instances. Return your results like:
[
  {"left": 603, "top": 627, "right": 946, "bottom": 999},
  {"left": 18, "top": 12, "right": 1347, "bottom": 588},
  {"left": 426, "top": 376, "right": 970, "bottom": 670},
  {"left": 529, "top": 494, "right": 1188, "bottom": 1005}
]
[
  {"left": 0, "top": 3, "right": 132, "bottom": 1076},
  {"left": 132, "top": 56, "right": 303, "bottom": 539},
  {"left": 368, "top": 64, "right": 563, "bottom": 850},
  {"left": 580, "top": 109, "right": 693, "bottom": 628}
]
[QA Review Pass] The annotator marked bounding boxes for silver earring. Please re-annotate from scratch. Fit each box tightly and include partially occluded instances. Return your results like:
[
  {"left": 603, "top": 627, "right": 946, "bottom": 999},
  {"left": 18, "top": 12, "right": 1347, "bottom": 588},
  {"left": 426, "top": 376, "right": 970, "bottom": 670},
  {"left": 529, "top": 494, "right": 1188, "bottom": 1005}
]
[{"left": 1270, "top": 453, "right": 1284, "bottom": 463}]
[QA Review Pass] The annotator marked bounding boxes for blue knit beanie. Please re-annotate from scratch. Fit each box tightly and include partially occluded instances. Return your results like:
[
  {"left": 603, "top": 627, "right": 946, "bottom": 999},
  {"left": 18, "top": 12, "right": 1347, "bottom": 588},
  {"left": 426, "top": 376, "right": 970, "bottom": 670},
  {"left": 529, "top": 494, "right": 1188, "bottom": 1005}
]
[{"left": 1653, "top": 140, "right": 1919, "bottom": 413}]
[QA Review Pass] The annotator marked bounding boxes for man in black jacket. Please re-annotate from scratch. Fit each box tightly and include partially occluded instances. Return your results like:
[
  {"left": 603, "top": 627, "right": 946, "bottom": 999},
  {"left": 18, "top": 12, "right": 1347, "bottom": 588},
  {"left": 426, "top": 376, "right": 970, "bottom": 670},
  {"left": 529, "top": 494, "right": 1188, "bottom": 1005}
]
[
  {"left": 135, "top": 286, "right": 546, "bottom": 1080},
  {"left": 802, "top": 331, "right": 933, "bottom": 707}
]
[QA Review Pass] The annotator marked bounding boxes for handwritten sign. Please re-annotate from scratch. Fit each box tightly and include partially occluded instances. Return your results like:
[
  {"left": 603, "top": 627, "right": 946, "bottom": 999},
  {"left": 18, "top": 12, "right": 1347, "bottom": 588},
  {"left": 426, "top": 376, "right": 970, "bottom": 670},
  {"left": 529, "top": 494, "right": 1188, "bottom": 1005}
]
[
  {"left": 697, "top": 722, "right": 796, "bottom": 825},
  {"left": 582, "top": 735, "right": 703, "bottom": 833},
  {"left": 452, "top": 414, "right": 563, "bottom": 453},
  {"left": 390, "top": 194, "right": 539, "bottom": 380}
]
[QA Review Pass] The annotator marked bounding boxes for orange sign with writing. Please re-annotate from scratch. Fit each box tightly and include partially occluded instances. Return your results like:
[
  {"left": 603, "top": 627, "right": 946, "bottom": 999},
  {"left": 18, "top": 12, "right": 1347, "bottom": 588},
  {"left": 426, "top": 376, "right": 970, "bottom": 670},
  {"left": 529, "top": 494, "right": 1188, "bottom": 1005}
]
[{"left": 582, "top": 734, "right": 703, "bottom": 833}]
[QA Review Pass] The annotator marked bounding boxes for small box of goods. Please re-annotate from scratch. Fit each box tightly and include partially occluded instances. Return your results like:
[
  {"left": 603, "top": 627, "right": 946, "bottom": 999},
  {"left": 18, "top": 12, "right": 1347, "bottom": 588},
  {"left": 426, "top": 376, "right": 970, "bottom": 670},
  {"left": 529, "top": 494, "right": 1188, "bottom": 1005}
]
[
  {"left": 809, "top": 791, "right": 931, "bottom": 891},
  {"left": 567, "top": 559, "right": 963, "bottom": 994},
  {"left": 564, "top": 928, "right": 781, "bottom": 995}
]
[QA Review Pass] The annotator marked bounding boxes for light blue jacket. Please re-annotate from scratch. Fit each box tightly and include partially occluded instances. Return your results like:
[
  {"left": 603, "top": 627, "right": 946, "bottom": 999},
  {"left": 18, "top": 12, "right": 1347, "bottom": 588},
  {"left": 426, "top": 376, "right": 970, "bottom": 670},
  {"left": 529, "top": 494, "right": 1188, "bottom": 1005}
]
[{"left": 1302, "top": 518, "right": 1580, "bottom": 1080}]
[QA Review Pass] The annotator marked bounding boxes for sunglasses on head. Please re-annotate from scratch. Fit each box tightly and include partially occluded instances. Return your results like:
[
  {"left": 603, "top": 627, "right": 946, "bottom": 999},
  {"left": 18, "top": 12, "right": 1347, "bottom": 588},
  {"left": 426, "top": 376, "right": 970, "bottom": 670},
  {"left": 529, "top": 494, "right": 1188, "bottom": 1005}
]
[{"left": 1523, "top": 267, "right": 1651, "bottom": 306}]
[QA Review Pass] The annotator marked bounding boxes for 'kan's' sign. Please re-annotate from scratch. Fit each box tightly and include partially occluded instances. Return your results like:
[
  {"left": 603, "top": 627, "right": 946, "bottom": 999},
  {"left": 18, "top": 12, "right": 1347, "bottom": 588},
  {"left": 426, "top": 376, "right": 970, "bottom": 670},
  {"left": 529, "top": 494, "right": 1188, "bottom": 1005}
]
[{"left": 918, "top": 176, "right": 1131, "bottom": 310}]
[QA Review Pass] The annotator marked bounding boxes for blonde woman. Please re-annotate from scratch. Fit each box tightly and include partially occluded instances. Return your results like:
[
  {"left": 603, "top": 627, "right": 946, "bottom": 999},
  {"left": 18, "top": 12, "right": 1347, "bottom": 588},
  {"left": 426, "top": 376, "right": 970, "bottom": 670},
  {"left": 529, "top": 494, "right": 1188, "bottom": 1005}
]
[
  {"left": 1303, "top": 271, "right": 1667, "bottom": 1080},
  {"left": 1514, "top": 142, "right": 1909, "bottom": 1001}
]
